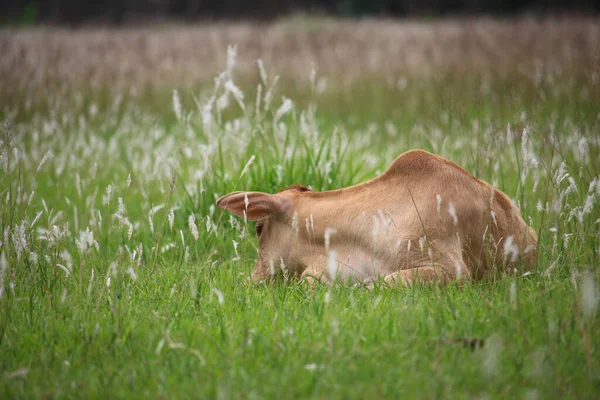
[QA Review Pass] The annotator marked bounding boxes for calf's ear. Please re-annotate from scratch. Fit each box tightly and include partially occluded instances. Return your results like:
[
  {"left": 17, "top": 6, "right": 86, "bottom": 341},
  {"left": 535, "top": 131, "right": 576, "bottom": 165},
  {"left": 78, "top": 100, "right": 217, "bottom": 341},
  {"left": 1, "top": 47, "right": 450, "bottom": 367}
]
[{"left": 216, "top": 191, "right": 292, "bottom": 220}]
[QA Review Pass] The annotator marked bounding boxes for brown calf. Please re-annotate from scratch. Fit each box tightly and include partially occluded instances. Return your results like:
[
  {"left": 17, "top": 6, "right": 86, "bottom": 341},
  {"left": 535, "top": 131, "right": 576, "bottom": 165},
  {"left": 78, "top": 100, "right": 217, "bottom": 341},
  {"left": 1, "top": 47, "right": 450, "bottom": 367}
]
[{"left": 217, "top": 150, "right": 537, "bottom": 286}]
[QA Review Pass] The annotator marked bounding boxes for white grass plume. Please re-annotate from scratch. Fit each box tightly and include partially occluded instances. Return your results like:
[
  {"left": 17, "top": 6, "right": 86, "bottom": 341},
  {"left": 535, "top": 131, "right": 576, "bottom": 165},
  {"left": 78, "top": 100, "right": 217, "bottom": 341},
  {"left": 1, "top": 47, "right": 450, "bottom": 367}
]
[
  {"left": 240, "top": 155, "right": 255, "bottom": 178},
  {"left": 225, "top": 80, "right": 245, "bottom": 111},
  {"left": 173, "top": 89, "right": 183, "bottom": 121},
  {"left": 189, "top": 215, "right": 199, "bottom": 241},
  {"left": 448, "top": 203, "right": 458, "bottom": 226},
  {"left": 327, "top": 250, "right": 338, "bottom": 281},
  {"left": 324, "top": 228, "right": 337, "bottom": 251},
  {"left": 274, "top": 97, "right": 293, "bottom": 124},
  {"left": 36, "top": 149, "right": 53, "bottom": 174},
  {"left": 257, "top": 59, "right": 268, "bottom": 85}
]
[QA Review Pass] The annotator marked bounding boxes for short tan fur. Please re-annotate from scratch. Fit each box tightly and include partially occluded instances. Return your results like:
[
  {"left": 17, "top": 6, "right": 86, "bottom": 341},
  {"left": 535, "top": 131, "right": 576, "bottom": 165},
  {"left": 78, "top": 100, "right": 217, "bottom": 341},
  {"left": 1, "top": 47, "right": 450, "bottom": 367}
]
[{"left": 217, "top": 150, "right": 537, "bottom": 286}]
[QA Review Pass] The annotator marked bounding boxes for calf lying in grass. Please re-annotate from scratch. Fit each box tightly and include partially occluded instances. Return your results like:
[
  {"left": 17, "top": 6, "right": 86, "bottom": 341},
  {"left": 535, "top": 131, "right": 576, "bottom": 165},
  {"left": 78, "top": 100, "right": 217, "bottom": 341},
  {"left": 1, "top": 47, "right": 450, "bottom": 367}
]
[{"left": 217, "top": 150, "right": 537, "bottom": 286}]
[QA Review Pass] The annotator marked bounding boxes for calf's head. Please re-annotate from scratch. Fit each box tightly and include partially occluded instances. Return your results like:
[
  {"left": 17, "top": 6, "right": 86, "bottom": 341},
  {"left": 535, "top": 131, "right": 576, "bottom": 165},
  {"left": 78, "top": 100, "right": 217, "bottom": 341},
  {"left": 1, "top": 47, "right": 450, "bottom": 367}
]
[{"left": 217, "top": 190, "right": 306, "bottom": 282}]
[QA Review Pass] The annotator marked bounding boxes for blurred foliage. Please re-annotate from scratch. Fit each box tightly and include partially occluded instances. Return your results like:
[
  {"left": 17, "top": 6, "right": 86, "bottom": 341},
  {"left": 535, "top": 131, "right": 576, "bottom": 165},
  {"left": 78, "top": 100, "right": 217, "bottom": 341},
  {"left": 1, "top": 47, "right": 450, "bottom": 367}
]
[{"left": 1, "top": 0, "right": 598, "bottom": 24}]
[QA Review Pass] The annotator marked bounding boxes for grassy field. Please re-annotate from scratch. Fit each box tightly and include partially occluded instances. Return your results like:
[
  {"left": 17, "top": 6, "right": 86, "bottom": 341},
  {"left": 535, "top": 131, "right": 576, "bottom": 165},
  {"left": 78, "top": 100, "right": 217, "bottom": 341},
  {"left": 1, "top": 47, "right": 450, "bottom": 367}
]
[{"left": 1, "top": 17, "right": 600, "bottom": 399}]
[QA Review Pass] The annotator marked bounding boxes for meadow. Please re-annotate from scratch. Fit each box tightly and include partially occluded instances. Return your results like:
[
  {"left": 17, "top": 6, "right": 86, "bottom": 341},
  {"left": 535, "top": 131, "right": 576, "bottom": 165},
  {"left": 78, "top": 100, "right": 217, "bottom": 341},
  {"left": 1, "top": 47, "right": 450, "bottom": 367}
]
[{"left": 1, "top": 17, "right": 599, "bottom": 399}]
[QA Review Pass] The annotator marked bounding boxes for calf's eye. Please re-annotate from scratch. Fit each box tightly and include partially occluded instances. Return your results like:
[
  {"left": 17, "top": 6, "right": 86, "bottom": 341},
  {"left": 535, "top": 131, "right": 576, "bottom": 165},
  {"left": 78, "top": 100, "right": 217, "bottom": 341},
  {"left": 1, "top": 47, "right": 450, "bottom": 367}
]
[{"left": 255, "top": 223, "right": 263, "bottom": 237}]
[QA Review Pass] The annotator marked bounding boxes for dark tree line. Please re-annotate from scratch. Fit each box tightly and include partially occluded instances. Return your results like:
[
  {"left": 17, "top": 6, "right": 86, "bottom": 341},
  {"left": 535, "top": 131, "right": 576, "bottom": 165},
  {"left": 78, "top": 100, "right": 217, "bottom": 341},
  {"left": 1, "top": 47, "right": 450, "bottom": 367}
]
[{"left": 3, "top": 0, "right": 598, "bottom": 24}]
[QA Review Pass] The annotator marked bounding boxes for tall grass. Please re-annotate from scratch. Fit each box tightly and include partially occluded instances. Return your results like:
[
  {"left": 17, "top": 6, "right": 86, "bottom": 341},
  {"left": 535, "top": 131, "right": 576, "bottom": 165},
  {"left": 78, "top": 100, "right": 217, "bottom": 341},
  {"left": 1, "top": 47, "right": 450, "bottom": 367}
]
[{"left": 1, "top": 20, "right": 599, "bottom": 398}]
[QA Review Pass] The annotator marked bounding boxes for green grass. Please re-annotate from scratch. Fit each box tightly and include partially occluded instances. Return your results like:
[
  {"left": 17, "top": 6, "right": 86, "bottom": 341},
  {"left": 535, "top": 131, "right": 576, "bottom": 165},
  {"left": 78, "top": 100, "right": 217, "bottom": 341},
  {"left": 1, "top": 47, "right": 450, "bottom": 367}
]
[{"left": 1, "top": 54, "right": 599, "bottom": 399}]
